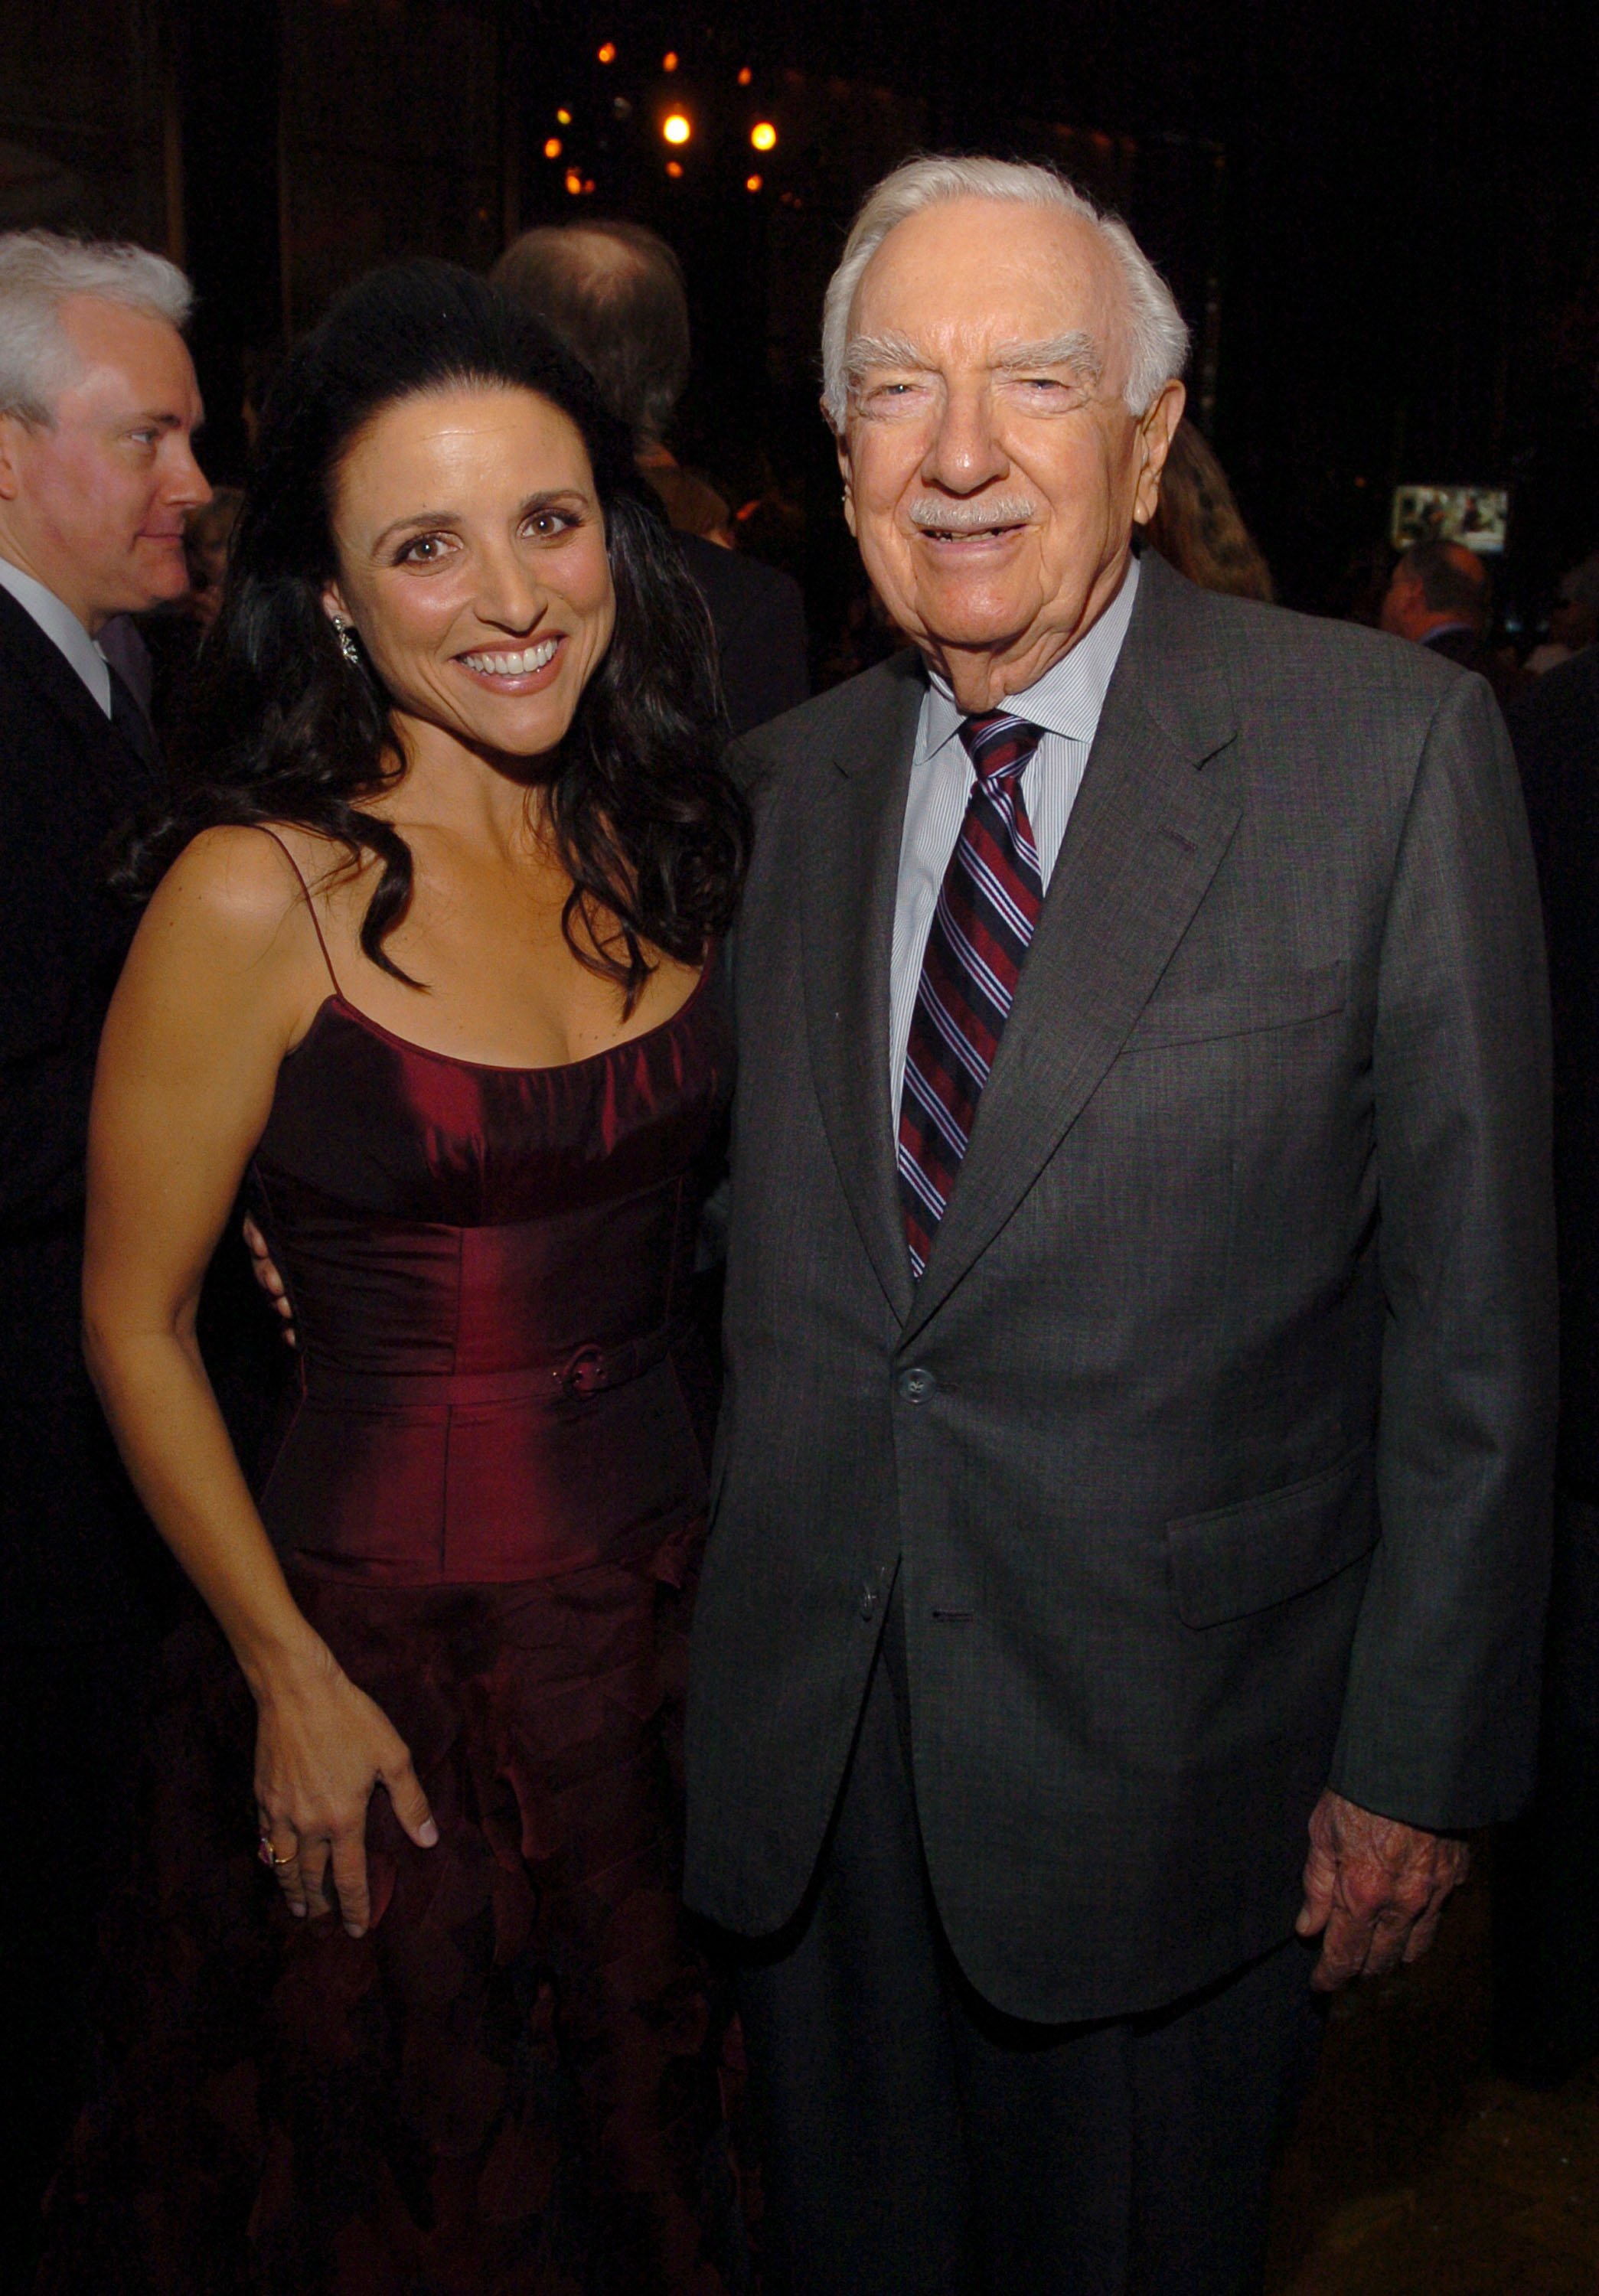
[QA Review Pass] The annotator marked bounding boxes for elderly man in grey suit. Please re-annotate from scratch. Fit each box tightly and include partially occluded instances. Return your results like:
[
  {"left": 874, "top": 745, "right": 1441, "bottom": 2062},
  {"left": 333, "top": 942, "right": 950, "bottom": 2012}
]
[{"left": 683, "top": 158, "right": 1556, "bottom": 2294}]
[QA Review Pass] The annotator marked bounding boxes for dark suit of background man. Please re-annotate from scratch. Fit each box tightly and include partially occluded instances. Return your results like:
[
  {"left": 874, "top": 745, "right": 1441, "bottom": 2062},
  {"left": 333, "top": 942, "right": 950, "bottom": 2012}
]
[
  {"left": 1494, "top": 644, "right": 1599, "bottom": 2086},
  {"left": 683, "top": 157, "right": 1556, "bottom": 2295},
  {"left": 491, "top": 218, "right": 810, "bottom": 737},
  {"left": 0, "top": 229, "right": 208, "bottom": 2264}
]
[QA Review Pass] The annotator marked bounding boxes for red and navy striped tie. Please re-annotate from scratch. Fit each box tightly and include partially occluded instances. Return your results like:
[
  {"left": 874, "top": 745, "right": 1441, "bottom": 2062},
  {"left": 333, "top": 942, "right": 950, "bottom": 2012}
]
[{"left": 898, "top": 712, "right": 1044, "bottom": 1277}]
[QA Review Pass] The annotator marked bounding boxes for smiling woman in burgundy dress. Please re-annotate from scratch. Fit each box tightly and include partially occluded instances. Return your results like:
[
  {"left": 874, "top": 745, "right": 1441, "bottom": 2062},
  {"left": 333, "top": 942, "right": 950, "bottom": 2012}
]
[{"left": 45, "top": 263, "right": 746, "bottom": 2294}]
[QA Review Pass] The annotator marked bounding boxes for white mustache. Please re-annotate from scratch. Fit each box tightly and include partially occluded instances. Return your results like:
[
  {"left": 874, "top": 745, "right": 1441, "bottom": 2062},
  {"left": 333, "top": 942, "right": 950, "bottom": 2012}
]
[{"left": 908, "top": 495, "right": 1037, "bottom": 533}]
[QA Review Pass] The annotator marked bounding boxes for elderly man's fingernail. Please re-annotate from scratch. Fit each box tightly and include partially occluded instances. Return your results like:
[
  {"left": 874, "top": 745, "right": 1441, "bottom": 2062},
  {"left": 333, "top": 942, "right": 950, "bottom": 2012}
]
[
  {"left": 418, "top": 1818, "right": 439, "bottom": 1847},
  {"left": 344, "top": 1921, "right": 365, "bottom": 1939},
  {"left": 290, "top": 1901, "right": 306, "bottom": 1919}
]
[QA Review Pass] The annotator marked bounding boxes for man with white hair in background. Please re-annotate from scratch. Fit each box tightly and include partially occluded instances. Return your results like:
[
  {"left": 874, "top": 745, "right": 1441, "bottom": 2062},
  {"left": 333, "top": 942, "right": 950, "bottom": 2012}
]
[
  {"left": 0, "top": 229, "right": 208, "bottom": 2261},
  {"left": 684, "top": 158, "right": 1555, "bottom": 2291}
]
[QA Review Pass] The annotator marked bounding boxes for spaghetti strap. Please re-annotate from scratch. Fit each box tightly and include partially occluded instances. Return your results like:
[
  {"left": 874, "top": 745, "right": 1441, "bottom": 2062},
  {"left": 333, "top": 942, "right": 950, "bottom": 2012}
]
[{"left": 254, "top": 827, "right": 342, "bottom": 999}]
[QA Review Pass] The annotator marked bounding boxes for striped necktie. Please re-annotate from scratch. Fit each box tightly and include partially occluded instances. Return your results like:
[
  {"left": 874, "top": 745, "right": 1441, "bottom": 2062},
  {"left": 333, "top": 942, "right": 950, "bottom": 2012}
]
[{"left": 898, "top": 712, "right": 1044, "bottom": 1278}]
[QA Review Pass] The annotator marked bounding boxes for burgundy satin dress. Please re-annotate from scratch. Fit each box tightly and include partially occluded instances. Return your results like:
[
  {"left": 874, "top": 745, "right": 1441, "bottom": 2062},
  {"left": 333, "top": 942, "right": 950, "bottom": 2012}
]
[{"left": 41, "top": 913, "right": 741, "bottom": 2296}]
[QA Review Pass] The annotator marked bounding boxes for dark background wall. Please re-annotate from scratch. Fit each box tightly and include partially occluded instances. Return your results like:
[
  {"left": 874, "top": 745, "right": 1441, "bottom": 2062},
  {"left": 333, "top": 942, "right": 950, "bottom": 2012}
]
[{"left": 4, "top": 0, "right": 1597, "bottom": 639}]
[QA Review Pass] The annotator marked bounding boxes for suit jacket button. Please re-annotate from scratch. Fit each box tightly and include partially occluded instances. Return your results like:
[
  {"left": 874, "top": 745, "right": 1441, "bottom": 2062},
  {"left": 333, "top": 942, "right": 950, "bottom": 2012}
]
[
  {"left": 859, "top": 1582, "right": 879, "bottom": 1621},
  {"left": 897, "top": 1366, "right": 935, "bottom": 1403}
]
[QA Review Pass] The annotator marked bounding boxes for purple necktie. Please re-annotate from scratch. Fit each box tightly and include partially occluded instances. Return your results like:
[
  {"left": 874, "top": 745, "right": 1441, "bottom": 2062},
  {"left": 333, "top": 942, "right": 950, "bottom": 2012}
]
[{"left": 898, "top": 713, "right": 1044, "bottom": 1278}]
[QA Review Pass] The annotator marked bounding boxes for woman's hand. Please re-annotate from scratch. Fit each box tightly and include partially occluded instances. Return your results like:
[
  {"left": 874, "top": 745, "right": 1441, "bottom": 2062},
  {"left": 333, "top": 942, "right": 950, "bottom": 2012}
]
[
  {"left": 242, "top": 1212, "right": 296, "bottom": 1345},
  {"left": 253, "top": 1649, "right": 439, "bottom": 1935}
]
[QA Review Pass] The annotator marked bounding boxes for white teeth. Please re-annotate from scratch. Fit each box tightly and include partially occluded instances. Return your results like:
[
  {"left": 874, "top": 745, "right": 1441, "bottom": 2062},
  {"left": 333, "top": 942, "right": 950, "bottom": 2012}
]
[{"left": 461, "top": 638, "right": 559, "bottom": 676}]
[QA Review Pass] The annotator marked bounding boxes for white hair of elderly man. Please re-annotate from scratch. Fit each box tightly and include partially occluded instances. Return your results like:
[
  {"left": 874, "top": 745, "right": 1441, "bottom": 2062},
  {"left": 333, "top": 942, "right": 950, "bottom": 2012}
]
[
  {"left": 820, "top": 154, "right": 1189, "bottom": 432},
  {"left": 0, "top": 230, "right": 193, "bottom": 427}
]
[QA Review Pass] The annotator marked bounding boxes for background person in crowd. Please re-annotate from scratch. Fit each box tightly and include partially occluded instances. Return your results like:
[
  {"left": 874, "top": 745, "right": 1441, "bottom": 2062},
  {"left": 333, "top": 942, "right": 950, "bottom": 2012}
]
[
  {"left": 1379, "top": 536, "right": 1526, "bottom": 707},
  {"left": 184, "top": 482, "right": 243, "bottom": 628},
  {"left": 42, "top": 263, "right": 747, "bottom": 2295},
  {"left": 684, "top": 155, "right": 1555, "bottom": 2296},
  {"left": 0, "top": 227, "right": 207, "bottom": 2266},
  {"left": 1145, "top": 414, "right": 1274, "bottom": 601},
  {"left": 139, "top": 483, "right": 245, "bottom": 742},
  {"left": 1378, "top": 535, "right": 1486, "bottom": 654},
  {"left": 494, "top": 220, "right": 732, "bottom": 543},
  {"left": 1526, "top": 548, "right": 1599, "bottom": 674},
  {"left": 494, "top": 218, "right": 809, "bottom": 735},
  {"left": 1493, "top": 643, "right": 1599, "bottom": 2090}
]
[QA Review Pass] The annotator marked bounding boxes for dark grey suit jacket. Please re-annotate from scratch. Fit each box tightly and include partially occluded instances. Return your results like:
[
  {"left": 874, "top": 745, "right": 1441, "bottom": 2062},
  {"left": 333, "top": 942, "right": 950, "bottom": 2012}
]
[{"left": 683, "top": 553, "right": 1558, "bottom": 2024}]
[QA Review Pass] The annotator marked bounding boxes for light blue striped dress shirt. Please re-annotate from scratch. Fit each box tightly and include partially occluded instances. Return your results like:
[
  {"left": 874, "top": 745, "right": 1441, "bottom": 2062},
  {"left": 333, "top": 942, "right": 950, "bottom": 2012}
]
[{"left": 889, "top": 553, "right": 1141, "bottom": 1107}]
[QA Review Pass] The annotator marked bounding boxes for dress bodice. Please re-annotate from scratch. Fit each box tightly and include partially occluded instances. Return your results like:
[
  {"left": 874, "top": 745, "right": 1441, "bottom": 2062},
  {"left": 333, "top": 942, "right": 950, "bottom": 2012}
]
[{"left": 250, "top": 971, "right": 730, "bottom": 1583}]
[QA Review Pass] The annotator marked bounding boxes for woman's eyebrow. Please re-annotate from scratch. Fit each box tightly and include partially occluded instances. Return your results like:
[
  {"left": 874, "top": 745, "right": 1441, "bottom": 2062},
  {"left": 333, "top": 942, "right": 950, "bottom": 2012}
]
[{"left": 371, "top": 508, "right": 458, "bottom": 550}]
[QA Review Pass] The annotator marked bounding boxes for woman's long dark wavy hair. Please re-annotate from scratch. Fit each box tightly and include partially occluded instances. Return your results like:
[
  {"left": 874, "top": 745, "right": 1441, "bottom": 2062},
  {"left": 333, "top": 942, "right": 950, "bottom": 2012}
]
[{"left": 125, "top": 259, "right": 747, "bottom": 1006}]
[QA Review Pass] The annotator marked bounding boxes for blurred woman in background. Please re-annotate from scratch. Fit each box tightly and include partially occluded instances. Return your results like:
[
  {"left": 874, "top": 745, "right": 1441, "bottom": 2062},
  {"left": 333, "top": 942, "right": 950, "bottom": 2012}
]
[{"left": 1146, "top": 416, "right": 1275, "bottom": 602}]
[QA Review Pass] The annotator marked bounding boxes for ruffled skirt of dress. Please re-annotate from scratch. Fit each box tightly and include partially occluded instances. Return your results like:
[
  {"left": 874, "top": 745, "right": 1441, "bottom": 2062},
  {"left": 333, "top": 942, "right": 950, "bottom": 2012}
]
[{"left": 38, "top": 1519, "right": 748, "bottom": 2296}]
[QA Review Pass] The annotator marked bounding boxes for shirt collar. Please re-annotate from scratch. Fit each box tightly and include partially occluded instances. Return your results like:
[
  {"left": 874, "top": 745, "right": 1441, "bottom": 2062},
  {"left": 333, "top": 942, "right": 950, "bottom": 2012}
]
[
  {"left": 0, "top": 553, "right": 113, "bottom": 715},
  {"left": 916, "top": 551, "right": 1141, "bottom": 765}
]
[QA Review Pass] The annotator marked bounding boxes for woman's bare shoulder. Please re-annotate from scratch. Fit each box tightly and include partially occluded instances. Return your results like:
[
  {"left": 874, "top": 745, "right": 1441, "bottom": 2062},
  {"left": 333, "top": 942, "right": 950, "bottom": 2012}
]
[{"left": 140, "top": 824, "right": 353, "bottom": 973}]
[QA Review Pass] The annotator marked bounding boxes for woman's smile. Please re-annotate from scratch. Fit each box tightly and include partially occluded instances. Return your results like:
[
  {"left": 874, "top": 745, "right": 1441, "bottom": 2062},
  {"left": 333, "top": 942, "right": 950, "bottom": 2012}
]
[{"left": 454, "top": 633, "right": 564, "bottom": 690}]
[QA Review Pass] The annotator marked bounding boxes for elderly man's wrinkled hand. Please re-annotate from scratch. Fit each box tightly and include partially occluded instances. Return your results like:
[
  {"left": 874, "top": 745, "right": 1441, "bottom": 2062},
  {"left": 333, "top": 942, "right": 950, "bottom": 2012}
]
[{"left": 1296, "top": 1788, "right": 1470, "bottom": 1992}]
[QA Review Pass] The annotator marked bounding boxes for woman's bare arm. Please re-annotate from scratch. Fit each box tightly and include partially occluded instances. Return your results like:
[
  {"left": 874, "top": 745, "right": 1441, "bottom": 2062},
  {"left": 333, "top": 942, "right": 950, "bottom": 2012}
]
[{"left": 84, "top": 828, "right": 436, "bottom": 1932}]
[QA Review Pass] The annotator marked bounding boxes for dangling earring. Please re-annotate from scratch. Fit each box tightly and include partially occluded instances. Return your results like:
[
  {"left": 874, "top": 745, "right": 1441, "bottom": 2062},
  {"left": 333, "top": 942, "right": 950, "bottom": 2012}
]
[{"left": 331, "top": 615, "right": 361, "bottom": 668}]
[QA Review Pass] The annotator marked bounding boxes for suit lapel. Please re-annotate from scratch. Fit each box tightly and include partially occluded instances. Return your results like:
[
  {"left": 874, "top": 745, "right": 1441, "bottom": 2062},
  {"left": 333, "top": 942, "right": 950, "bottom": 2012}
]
[
  {"left": 905, "top": 559, "right": 1243, "bottom": 1341},
  {"left": 0, "top": 585, "right": 159, "bottom": 808},
  {"left": 800, "top": 654, "right": 924, "bottom": 1325}
]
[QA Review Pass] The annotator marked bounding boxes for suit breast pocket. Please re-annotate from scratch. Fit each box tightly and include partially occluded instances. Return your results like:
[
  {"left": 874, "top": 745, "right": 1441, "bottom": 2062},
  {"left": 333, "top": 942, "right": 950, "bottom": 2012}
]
[
  {"left": 1123, "top": 960, "right": 1347, "bottom": 1052},
  {"left": 1166, "top": 1446, "right": 1376, "bottom": 1629}
]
